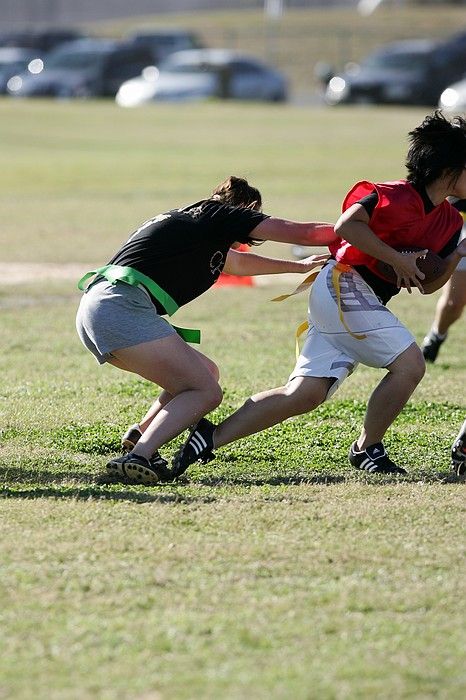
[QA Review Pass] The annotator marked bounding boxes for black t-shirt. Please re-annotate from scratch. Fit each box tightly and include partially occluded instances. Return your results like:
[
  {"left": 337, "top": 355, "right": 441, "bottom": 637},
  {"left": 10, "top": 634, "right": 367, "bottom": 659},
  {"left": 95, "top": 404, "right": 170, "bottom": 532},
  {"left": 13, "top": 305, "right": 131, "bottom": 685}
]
[
  {"left": 108, "top": 199, "right": 268, "bottom": 313},
  {"left": 354, "top": 186, "right": 462, "bottom": 304}
]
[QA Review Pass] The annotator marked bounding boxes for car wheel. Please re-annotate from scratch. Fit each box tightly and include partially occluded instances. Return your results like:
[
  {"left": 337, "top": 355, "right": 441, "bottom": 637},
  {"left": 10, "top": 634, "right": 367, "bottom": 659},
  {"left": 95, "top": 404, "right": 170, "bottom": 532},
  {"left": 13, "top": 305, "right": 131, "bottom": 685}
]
[{"left": 270, "top": 91, "right": 287, "bottom": 103}]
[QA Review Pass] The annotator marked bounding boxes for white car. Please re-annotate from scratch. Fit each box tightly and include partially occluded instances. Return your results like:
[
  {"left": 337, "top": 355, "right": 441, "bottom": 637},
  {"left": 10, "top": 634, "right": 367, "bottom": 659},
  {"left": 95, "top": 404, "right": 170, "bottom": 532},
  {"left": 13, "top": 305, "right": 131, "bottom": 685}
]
[
  {"left": 439, "top": 77, "right": 466, "bottom": 113},
  {"left": 116, "top": 49, "right": 288, "bottom": 107}
]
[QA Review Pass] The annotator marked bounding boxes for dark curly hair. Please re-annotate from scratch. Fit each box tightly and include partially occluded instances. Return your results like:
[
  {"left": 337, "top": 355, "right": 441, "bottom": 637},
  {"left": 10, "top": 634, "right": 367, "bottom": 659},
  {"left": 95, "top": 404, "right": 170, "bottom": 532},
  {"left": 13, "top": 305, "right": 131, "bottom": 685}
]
[
  {"left": 406, "top": 111, "right": 466, "bottom": 188},
  {"left": 211, "top": 176, "right": 262, "bottom": 210}
]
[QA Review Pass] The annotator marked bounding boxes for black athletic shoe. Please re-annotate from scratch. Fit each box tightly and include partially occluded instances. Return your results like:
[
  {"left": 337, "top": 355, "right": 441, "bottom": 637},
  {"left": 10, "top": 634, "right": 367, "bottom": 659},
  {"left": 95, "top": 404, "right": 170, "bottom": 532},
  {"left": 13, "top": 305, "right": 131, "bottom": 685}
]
[
  {"left": 121, "top": 424, "right": 142, "bottom": 453},
  {"left": 172, "top": 418, "right": 216, "bottom": 478},
  {"left": 421, "top": 331, "right": 446, "bottom": 363},
  {"left": 107, "top": 451, "right": 171, "bottom": 484},
  {"left": 349, "top": 442, "right": 407, "bottom": 475},
  {"left": 451, "top": 428, "right": 466, "bottom": 477}
]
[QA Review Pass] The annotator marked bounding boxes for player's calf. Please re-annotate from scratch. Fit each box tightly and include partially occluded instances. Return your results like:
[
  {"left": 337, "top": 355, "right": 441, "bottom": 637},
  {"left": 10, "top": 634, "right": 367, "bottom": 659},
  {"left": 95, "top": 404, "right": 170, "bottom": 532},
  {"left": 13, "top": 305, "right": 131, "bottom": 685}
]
[{"left": 121, "top": 423, "right": 142, "bottom": 452}]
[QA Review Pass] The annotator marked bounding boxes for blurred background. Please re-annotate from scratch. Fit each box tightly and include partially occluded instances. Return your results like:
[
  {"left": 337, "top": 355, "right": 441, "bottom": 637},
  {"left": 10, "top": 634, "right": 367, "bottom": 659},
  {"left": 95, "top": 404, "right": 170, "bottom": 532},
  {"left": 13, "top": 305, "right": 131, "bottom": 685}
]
[{"left": 1, "top": 0, "right": 466, "bottom": 109}]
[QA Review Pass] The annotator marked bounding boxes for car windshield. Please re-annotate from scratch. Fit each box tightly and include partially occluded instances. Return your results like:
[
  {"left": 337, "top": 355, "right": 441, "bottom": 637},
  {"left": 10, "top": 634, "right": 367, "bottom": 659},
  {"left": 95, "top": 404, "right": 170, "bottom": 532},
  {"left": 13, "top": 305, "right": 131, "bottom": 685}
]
[
  {"left": 362, "top": 52, "right": 428, "bottom": 70},
  {"left": 45, "top": 51, "right": 105, "bottom": 70},
  {"left": 136, "top": 36, "right": 180, "bottom": 47},
  {"left": 163, "top": 62, "right": 216, "bottom": 75},
  {"left": 0, "top": 59, "right": 27, "bottom": 70}
]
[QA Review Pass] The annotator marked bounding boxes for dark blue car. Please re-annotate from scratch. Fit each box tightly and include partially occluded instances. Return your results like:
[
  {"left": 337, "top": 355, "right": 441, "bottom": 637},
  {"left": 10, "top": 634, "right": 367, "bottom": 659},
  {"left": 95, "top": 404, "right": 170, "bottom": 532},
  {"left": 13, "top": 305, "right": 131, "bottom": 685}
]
[
  {"left": 325, "top": 39, "right": 466, "bottom": 106},
  {"left": 8, "top": 39, "right": 154, "bottom": 98}
]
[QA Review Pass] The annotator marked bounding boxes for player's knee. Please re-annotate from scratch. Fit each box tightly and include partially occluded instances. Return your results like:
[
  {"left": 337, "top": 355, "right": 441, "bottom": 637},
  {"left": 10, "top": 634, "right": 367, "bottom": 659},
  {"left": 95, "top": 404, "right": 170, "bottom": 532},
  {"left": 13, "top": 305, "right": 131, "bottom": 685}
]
[
  {"left": 392, "top": 344, "right": 425, "bottom": 386},
  {"left": 203, "top": 380, "right": 223, "bottom": 412},
  {"left": 407, "top": 347, "right": 426, "bottom": 385},
  {"left": 284, "top": 377, "right": 328, "bottom": 414},
  {"left": 204, "top": 356, "right": 220, "bottom": 382}
]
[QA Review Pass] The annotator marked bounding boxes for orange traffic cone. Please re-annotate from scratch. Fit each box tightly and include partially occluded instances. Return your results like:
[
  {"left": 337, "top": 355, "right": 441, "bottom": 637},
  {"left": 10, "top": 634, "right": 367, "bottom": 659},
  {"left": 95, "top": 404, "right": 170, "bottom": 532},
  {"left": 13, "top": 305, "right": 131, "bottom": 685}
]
[{"left": 215, "top": 244, "right": 254, "bottom": 287}]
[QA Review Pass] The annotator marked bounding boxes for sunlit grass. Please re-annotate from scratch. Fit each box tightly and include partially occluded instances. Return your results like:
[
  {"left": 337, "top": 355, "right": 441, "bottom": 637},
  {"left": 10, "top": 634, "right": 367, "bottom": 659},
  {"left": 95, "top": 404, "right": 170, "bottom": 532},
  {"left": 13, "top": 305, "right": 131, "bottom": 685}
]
[{"left": 0, "top": 98, "right": 465, "bottom": 698}]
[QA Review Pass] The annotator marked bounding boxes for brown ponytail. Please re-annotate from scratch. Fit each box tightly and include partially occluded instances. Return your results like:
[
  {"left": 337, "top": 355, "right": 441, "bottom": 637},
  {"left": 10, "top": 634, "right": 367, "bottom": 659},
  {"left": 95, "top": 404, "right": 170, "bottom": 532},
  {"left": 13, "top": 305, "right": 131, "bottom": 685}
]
[{"left": 211, "top": 176, "right": 262, "bottom": 210}]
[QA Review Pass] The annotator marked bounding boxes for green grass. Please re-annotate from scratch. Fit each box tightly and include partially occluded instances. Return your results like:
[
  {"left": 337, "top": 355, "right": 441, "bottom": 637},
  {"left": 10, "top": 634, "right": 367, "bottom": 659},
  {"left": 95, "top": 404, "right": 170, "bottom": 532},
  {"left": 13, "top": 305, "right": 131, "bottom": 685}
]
[
  {"left": 1, "top": 488, "right": 464, "bottom": 699},
  {"left": 0, "top": 98, "right": 432, "bottom": 262},
  {"left": 0, "top": 100, "right": 465, "bottom": 699}
]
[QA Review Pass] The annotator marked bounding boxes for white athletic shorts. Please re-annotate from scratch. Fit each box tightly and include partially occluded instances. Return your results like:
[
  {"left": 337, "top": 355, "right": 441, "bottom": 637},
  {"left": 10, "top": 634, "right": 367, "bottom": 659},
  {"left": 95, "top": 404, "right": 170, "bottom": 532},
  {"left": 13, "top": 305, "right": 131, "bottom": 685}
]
[{"left": 289, "top": 260, "right": 416, "bottom": 399}]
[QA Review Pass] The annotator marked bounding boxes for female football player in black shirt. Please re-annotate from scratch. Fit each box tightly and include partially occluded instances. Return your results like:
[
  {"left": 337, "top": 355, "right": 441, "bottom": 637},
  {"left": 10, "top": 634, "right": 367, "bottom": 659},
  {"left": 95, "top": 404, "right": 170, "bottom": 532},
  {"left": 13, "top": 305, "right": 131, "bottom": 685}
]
[{"left": 76, "top": 176, "right": 336, "bottom": 484}]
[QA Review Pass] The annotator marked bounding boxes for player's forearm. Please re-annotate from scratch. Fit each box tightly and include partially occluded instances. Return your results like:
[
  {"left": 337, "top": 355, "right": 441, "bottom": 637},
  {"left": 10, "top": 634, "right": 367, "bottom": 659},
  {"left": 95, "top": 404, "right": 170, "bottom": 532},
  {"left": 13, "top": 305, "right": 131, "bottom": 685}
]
[
  {"left": 300, "top": 222, "right": 337, "bottom": 246},
  {"left": 224, "top": 250, "right": 310, "bottom": 276},
  {"left": 253, "top": 218, "right": 336, "bottom": 245},
  {"left": 334, "top": 219, "right": 400, "bottom": 265}
]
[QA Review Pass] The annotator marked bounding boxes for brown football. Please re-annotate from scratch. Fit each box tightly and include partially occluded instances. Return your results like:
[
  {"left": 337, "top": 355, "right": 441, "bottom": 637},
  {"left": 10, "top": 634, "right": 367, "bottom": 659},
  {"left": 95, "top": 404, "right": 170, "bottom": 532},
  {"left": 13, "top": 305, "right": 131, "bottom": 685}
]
[{"left": 375, "top": 247, "right": 447, "bottom": 286}]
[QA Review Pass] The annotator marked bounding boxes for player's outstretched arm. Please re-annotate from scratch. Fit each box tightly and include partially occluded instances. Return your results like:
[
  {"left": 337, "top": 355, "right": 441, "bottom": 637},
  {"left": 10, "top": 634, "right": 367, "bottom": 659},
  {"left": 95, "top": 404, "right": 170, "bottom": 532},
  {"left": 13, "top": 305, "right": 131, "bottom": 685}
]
[
  {"left": 224, "top": 249, "right": 329, "bottom": 276},
  {"left": 251, "top": 217, "right": 337, "bottom": 246}
]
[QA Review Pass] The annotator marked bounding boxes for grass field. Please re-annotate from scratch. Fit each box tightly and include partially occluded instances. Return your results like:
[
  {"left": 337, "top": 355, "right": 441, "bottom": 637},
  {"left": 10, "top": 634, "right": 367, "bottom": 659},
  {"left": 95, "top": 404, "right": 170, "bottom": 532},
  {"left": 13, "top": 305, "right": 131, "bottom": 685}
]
[{"left": 0, "top": 98, "right": 465, "bottom": 699}]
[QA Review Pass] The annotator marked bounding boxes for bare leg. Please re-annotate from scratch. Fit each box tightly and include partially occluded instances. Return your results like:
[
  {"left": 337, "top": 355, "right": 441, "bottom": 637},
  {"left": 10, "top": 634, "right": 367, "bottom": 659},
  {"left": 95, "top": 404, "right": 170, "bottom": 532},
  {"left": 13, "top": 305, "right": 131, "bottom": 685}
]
[
  {"left": 356, "top": 343, "right": 425, "bottom": 450},
  {"left": 171, "top": 375, "right": 335, "bottom": 477},
  {"left": 109, "top": 348, "right": 220, "bottom": 433},
  {"left": 433, "top": 270, "right": 466, "bottom": 336},
  {"left": 214, "top": 376, "right": 333, "bottom": 448},
  {"left": 110, "top": 335, "right": 222, "bottom": 459},
  {"left": 138, "top": 394, "right": 171, "bottom": 431}
]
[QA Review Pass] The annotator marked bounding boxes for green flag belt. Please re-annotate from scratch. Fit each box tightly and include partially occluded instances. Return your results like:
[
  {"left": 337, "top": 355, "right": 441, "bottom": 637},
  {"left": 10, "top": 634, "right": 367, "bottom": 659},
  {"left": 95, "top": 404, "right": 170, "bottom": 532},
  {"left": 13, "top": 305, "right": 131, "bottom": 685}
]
[{"left": 78, "top": 264, "right": 200, "bottom": 344}]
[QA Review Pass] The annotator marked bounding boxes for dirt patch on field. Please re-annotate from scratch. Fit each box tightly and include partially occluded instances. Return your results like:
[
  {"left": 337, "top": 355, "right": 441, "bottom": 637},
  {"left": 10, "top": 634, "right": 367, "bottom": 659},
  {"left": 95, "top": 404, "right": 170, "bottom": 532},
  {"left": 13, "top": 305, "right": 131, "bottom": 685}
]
[
  {"left": 1, "top": 263, "right": 89, "bottom": 286},
  {"left": 1, "top": 263, "right": 296, "bottom": 286}
]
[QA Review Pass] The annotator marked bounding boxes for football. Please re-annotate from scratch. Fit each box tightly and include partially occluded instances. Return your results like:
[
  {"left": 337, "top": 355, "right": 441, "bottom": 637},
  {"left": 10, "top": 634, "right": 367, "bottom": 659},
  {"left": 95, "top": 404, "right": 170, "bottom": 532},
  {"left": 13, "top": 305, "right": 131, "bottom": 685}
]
[{"left": 375, "top": 247, "right": 448, "bottom": 286}]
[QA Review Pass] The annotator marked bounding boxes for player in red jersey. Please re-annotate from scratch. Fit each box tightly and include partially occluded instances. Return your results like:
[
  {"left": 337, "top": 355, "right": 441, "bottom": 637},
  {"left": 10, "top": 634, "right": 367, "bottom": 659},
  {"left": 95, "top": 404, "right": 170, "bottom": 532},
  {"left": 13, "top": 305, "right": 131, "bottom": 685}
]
[{"left": 174, "top": 112, "right": 466, "bottom": 477}]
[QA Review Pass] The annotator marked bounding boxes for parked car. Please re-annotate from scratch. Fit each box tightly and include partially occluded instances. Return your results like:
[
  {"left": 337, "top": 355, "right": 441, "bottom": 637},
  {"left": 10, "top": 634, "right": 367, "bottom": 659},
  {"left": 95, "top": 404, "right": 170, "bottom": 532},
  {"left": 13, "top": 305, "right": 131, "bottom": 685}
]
[
  {"left": 116, "top": 49, "right": 288, "bottom": 106},
  {"left": 125, "top": 28, "right": 202, "bottom": 64},
  {"left": 7, "top": 39, "right": 154, "bottom": 98},
  {"left": 0, "top": 28, "right": 85, "bottom": 54},
  {"left": 439, "top": 28, "right": 466, "bottom": 57},
  {"left": 0, "top": 47, "right": 38, "bottom": 93},
  {"left": 325, "top": 39, "right": 466, "bottom": 106}
]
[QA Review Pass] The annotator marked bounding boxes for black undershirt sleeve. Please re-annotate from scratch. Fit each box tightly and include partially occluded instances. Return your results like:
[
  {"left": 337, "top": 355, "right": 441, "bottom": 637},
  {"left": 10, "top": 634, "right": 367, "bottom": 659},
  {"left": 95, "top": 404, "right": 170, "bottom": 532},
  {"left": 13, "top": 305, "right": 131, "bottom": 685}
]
[
  {"left": 357, "top": 192, "right": 378, "bottom": 217},
  {"left": 438, "top": 227, "right": 462, "bottom": 258}
]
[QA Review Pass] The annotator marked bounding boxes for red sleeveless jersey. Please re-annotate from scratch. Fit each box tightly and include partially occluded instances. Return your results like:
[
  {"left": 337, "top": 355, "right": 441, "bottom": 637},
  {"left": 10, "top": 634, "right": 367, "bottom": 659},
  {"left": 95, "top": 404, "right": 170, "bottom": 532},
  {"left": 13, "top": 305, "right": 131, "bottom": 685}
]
[{"left": 329, "top": 180, "right": 462, "bottom": 277}]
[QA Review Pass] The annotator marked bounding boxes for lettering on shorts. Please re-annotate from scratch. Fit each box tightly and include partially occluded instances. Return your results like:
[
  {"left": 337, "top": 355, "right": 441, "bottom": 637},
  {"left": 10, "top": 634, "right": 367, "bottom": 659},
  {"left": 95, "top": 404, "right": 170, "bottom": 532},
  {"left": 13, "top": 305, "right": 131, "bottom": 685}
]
[{"left": 327, "top": 269, "right": 390, "bottom": 313}]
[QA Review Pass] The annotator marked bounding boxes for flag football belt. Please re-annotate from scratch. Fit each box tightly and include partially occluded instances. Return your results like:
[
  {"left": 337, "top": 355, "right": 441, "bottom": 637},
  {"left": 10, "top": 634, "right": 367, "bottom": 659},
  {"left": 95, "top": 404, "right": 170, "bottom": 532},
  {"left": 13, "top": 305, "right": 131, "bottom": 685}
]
[
  {"left": 271, "top": 262, "right": 366, "bottom": 358},
  {"left": 77, "top": 264, "right": 201, "bottom": 344}
]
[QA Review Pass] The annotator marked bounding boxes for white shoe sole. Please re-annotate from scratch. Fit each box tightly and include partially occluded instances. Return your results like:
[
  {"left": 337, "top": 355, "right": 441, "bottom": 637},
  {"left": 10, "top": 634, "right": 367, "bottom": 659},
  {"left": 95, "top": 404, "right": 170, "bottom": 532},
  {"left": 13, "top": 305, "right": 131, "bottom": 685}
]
[{"left": 106, "top": 459, "right": 160, "bottom": 485}]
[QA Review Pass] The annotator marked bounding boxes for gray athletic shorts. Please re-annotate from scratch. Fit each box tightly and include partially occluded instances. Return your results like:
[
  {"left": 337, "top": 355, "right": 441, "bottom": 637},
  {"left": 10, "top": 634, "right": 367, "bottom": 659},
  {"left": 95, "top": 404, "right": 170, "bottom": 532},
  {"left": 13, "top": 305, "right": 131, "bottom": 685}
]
[{"left": 76, "top": 279, "right": 176, "bottom": 364}]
